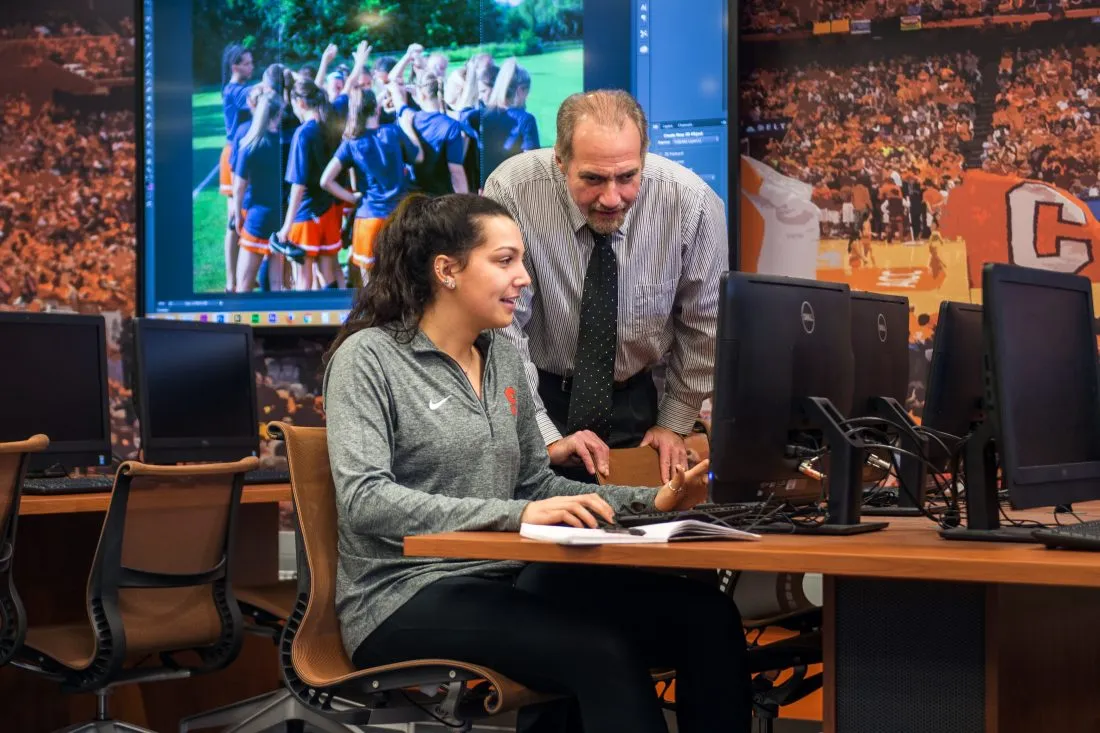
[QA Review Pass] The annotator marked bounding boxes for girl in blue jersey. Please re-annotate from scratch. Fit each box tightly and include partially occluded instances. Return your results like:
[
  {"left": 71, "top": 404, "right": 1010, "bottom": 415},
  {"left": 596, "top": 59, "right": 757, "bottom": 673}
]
[
  {"left": 219, "top": 43, "right": 254, "bottom": 293},
  {"left": 232, "top": 91, "right": 286, "bottom": 293},
  {"left": 249, "top": 63, "right": 297, "bottom": 292},
  {"left": 275, "top": 79, "right": 343, "bottom": 291},
  {"left": 227, "top": 85, "right": 262, "bottom": 174},
  {"left": 389, "top": 47, "right": 469, "bottom": 196},
  {"left": 482, "top": 57, "right": 539, "bottom": 181},
  {"left": 320, "top": 82, "right": 423, "bottom": 284}
]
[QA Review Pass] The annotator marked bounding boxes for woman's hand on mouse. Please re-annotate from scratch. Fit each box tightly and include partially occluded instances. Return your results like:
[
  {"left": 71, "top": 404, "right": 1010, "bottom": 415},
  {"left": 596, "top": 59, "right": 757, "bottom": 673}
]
[
  {"left": 653, "top": 459, "right": 710, "bottom": 513},
  {"left": 521, "top": 493, "right": 614, "bottom": 528}
]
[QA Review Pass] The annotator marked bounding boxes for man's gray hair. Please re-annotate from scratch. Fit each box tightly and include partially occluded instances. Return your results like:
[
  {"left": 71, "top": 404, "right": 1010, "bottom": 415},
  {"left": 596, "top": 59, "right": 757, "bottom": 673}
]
[{"left": 554, "top": 89, "right": 649, "bottom": 165}]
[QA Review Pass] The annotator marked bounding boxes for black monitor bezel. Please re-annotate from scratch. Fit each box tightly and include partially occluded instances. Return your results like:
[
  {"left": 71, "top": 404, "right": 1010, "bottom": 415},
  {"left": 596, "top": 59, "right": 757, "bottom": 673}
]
[
  {"left": 132, "top": 318, "right": 260, "bottom": 464},
  {"left": 849, "top": 290, "right": 910, "bottom": 417},
  {"left": 922, "top": 299, "right": 983, "bottom": 448},
  {"left": 982, "top": 263, "right": 1100, "bottom": 509},
  {"left": 0, "top": 312, "right": 112, "bottom": 473},
  {"left": 710, "top": 270, "right": 851, "bottom": 505}
]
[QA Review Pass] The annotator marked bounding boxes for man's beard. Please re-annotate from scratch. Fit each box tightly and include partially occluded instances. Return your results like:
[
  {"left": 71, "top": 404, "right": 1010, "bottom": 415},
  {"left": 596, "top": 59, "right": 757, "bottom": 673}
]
[{"left": 586, "top": 207, "right": 626, "bottom": 235}]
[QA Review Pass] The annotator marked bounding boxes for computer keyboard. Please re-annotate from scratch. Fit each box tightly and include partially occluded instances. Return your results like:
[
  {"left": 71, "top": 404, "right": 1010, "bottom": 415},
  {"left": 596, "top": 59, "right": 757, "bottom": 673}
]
[
  {"left": 1032, "top": 520, "right": 1100, "bottom": 551},
  {"left": 22, "top": 476, "right": 115, "bottom": 495},
  {"left": 242, "top": 467, "right": 290, "bottom": 485},
  {"left": 616, "top": 502, "right": 769, "bottom": 529}
]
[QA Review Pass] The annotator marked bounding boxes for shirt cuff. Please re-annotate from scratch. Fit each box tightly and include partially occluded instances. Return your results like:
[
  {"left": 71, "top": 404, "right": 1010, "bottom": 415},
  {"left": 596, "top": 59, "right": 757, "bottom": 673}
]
[
  {"left": 536, "top": 410, "right": 564, "bottom": 446},
  {"left": 657, "top": 394, "right": 703, "bottom": 436}
]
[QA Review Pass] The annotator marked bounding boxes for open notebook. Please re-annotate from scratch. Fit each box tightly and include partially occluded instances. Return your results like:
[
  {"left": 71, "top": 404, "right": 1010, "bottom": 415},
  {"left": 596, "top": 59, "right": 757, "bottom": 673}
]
[{"left": 520, "top": 521, "right": 761, "bottom": 546}]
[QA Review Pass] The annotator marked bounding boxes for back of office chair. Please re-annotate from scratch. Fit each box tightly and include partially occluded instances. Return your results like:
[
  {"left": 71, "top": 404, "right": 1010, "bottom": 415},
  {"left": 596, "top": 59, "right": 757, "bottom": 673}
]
[
  {"left": 0, "top": 434, "right": 48, "bottom": 666},
  {"left": 685, "top": 432, "right": 710, "bottom": 463},
  {"left": 271, "top": 421, "right": 557, "bottom": 721},
  {"left": 598, "top": 446, "right": 664, "bottom": 488},
  {"left": 269, "top": 422, "right": 356, "bottom": 687},
  {"left": 24, "top": 457, "right": 255, "bottom": 688},
  {"left": 598, "top": 433, "right": 711, "bottom": 489}
]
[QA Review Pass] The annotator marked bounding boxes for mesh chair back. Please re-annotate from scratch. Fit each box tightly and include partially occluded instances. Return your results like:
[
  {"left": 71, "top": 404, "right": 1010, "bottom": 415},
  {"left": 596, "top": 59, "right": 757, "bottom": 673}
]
[
  {"left": 0, "top": 435, "right": 48, "bottom": 665},
  {"left": 271, "top": 422, "right": 357, "bottom": 687},
  {"left": 77, "top": 458, "right": 257, "bottom": 682}
]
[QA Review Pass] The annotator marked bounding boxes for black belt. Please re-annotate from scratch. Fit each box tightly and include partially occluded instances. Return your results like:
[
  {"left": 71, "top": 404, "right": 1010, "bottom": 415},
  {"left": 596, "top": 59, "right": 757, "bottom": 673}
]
[{"left": 539, "top": 368, "right": 651, "bottom": 393}]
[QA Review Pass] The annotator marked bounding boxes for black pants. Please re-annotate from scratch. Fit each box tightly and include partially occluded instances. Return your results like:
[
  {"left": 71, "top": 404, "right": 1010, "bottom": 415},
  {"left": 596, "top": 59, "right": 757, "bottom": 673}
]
[
  {"left": 537, "top": 369, "right": 659, "bottom": 483},
  {"left": 353, "top": 563, "right": 752, "bottom": 733}
]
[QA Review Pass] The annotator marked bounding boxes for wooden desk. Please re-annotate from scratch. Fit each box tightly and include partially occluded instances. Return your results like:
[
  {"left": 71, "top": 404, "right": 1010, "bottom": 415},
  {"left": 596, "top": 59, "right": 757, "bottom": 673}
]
[
  {"left": 406, "top": 517, "right": 1100, "bottom": 733},
  {"left": 18, "top": 483, "right": 292, "bottom": 515},
  {"left": 405, "top": 517, "right": 1100, "bottom": 587},
  {"left": 3, "top": 484, "right": 292, "bottom": 733}
]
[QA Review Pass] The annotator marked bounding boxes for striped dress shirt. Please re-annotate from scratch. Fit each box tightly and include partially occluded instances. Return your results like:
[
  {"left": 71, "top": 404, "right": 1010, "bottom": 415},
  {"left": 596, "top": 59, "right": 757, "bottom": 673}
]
[{"left": 485, "top": 148, "right": 728, "bottom": 445}]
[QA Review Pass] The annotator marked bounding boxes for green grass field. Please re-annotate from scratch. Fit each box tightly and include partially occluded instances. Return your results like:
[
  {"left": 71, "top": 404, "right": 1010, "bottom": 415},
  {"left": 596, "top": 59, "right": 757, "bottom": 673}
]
[{"left": 191, "top": 45, "right": 583, "bottom": 293}]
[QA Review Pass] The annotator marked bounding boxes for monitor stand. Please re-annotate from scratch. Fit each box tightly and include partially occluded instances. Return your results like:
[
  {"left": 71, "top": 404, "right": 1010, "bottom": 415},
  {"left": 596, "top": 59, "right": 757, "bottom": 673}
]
[
  {"left": 939, "top": 421, "right": 1037, "bottom": 543},
  {"left": 860, "top": 396, "right": 932, "bottom": 518},
  {"left": 802, "top": 397, "right": 889, "bottom": 535}
]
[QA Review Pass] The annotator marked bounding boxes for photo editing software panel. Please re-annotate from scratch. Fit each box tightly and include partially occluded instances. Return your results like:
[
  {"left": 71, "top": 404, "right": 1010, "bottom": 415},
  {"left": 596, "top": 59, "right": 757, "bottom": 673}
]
[
  {"left": 141, "top": 0, "right": 732, "bottom": 325},
  {"left": 632, "top": 0, "right": 729, "bottom": 206}
]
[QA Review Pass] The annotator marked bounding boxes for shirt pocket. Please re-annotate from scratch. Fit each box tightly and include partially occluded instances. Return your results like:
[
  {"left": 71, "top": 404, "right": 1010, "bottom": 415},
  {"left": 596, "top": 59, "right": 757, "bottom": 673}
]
[{"left": 631, "top": 279, "right": 677, "bottom": 340}]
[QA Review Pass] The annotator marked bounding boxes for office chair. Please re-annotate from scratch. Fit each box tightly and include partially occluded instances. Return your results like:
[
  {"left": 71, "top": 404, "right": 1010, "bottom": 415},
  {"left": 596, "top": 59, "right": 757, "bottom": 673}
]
[
  {"left": 14, "top": 456, "right": 258, "bottom": 733},
  {"left": 599, "top": 440, "right": 823, "bottom": 731},
  {"left": 0, "top": 434, "right": 49, "bottom": 668},
  {"left": 177, "top": 581, "right": 312, "bottom": 733},
  {"left": 226, "top": 421, "right": 556, "bottom": 733}
]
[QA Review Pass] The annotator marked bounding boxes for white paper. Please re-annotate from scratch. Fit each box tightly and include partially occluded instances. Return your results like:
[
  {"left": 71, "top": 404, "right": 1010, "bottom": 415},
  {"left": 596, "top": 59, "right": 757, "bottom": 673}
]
[{"left": 520, "top": 521, "right": 761, "bottom": 546}]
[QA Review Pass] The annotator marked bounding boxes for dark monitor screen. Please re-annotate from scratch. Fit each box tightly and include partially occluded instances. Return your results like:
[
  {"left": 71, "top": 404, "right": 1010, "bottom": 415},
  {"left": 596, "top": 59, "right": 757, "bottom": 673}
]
[
  {"left": 710, "top": 272, "right": 853, "bottom": 503},
  {"left": 850, "top": 291, "right": 909, "bottom": 417},
  {"left": 922, "top": 301, "right": 983, "bottom": 464},
  {"left": 133, "top": 319, "right": 258, "bottom": 464},
  {"left": 0, "top": 313, "right": 111, "bottom": 472},
  {"left": 983, "top": 264, "right": 1100, "bottom": 509}
]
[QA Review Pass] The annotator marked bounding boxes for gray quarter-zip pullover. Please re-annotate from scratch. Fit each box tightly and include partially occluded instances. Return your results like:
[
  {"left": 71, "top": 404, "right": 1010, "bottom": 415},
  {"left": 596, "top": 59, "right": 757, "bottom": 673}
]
[{"left": 323, "top": 326, "right": 657, "bottom": 656}]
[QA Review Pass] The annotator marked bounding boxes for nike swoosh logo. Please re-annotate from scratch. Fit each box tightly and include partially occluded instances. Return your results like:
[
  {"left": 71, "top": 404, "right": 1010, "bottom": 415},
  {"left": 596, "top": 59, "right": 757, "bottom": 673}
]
[{"left": 429, "top": 396, "right": 451, "bottom": 410}]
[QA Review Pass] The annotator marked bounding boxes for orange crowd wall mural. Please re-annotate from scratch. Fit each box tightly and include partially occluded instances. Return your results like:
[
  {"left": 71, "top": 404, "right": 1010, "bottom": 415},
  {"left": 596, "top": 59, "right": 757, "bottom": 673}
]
[{"left": 738, "top": 10, "right": 1100, "bottom": 415}]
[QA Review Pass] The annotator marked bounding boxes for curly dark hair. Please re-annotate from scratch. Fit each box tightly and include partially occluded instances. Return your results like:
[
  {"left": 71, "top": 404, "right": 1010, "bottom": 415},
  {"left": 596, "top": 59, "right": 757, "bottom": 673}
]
[{"left": 324, "top": 193, "right": 514, "bottom": 362}]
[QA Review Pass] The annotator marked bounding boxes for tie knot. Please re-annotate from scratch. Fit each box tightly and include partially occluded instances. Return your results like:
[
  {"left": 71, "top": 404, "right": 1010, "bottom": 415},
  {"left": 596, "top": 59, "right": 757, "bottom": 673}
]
[{"left": 590, "top": 229, "right": 611, "bottom": 249}]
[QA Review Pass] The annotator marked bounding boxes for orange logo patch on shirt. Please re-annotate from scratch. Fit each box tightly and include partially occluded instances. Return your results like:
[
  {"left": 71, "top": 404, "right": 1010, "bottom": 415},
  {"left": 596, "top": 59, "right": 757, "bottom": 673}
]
[{"left": 504, "top": 386, "right": 517, "bottom": 416}]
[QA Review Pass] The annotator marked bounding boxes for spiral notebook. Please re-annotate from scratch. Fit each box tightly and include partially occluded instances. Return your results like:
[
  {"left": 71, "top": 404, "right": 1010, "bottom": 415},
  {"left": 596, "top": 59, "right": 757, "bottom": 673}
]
[{"left": 520, "top": 521, "right": 761, "bottom": 546}]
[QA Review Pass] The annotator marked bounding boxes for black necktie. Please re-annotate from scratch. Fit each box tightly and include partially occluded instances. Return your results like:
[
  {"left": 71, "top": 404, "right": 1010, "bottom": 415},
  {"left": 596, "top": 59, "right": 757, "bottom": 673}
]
[{"left": 566, "top": 230, "right": 618, "bottom": 439}]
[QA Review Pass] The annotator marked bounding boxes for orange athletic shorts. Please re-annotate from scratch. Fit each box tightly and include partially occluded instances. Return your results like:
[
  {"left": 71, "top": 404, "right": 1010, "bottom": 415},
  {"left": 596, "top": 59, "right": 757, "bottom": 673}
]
[
  {"left": 219, "top": 143, "right": 233, "bottom": 196},
  {"left": 288, "top": 204, "right": 343, "bottom": 256},
  {"left": 351, "top": 217, "right": 385, "bottom": 269},
  {"left": 239, "top": 213, "right": 269, "bottom": 255}
]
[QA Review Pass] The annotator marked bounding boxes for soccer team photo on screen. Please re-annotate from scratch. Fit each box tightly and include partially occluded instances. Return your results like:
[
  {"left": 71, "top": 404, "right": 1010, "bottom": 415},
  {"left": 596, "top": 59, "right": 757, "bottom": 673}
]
[{"left": 190, "top": 0, "right": 584, "bottom": 294}]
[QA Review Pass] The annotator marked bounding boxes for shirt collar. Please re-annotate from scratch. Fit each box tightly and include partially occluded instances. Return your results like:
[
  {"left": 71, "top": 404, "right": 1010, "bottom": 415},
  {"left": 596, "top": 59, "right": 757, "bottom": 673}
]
[{"left": 410, "top": 328, "right": 494, "bottom": 355}]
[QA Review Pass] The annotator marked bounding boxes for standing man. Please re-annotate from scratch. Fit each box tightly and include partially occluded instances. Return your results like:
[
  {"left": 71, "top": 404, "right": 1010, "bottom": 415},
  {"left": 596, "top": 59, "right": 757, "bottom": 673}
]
[{"left": 485, "top": 89, "right": 727, "bottom": 483}]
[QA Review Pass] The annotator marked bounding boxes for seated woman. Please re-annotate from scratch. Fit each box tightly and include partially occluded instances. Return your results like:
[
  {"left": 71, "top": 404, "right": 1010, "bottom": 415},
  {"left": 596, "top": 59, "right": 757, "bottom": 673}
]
[{"left": 323, "top": 193, "right": 751, "bottom": 733}]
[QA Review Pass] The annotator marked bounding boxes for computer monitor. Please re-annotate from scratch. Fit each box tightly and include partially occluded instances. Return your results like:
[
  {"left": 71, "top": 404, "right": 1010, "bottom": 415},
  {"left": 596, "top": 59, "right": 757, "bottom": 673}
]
[
  {"left": 922, "top": 300, "right": 983, "bottom": 469},
  {"left": 849, "top": 292, "right": 909, "bottom": 417},
  {"left": 848, "top": 292, "right": 931, "bottom": 516},
  {"left": 132, "top": 319, "right": 259, "bottom": 465},
  {"left": 0, "top": 313, "right": 112, "bottom": 475},
  {"left": 985, "top": 264, "right": 1100, "bottom": 508},
  {"left": 710, "top": 272, "right": 887, "bottom": 534},
  {"left": 943, "top": 264, "right": 1100, "bottom": 541},
  {"left": 139, "top": 0, "right": 734, "bottom": 326}
]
